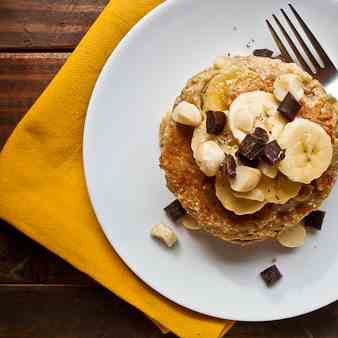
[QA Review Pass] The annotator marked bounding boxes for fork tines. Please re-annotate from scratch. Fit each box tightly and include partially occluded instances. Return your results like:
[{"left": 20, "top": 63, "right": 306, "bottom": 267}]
[{"left": 266, "top": 3, "right": 336, "bottom": 78}]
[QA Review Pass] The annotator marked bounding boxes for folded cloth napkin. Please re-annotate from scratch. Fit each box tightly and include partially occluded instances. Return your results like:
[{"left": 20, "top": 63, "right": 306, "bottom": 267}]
[{"left": 0, "top": 1, "right": 234, "bottom": 337}]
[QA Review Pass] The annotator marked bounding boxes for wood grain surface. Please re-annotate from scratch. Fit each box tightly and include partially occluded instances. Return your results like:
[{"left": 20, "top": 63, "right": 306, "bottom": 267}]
[
  {"left": 0, "top": 0, "right": 108, "bottom": 51},
  {"left": 0, "top": 284, "right": 336, "bottom": 338},
  {"left": 0, "top": 1, "right": 337, "bottom": 337},
  {"left": 0, "top": 53, "right": 68, "bottom": 149}
]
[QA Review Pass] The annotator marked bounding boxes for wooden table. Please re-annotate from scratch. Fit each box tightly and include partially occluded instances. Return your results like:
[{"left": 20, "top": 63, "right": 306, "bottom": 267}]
[{"left": 0, "top": 1, "right": 337, "bottom": 337}]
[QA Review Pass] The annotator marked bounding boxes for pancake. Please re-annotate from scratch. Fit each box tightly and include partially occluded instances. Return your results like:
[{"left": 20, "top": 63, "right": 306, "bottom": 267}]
[{"left": 160, "top": 56, "right": 338, "bottom": 244}]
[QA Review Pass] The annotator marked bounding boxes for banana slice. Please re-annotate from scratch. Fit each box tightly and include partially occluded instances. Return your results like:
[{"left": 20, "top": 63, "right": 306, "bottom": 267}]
[
  {"left": 273, "top": 74, "right": 304, "bottom": 101},
  {"left": 203, "top": 73, "right": 230, "bottom": 111},
  {"left": 277, "top": 224, "right": 306, "bottom": 248},
  {"left": 181, "top": 215, "right": 202, "bottom": 230},
  {"left": 229, "top": 165, "right": 261, "bottom": 192},
  {"left": 278, "top": 118, "right": 333, "bottom": 184},
  {"left": 233, "top": 188, "right": 265, "bottom": 202},
  {"left": 228, "top": 91, "right": 286, "bottom": 142},
  {"left": 195, "top": 140, "right": 225, "bottom": 177},
  {"left": 233, "top": 174, "right": 301, "bottom": 204},
  {"left": 213, "top": 57, "right": 244, "bottom": 74},
  {"left": 172, "top": 101, "right": 202, "bottom": 127},
  {"left": 262, "top": 175, "right": 302, "bottom": 204},
  {"left": 259, "top": 161, "right": 278, "bottom": 179},
  {"left": 213, "top": 56, "right": 234, "bottom": 69},
  {"left": 215, "top": 174, "right": 266, "bottom": 215},
  {"left": 191, "top": 120, "right": 212, "bottom": 157}
]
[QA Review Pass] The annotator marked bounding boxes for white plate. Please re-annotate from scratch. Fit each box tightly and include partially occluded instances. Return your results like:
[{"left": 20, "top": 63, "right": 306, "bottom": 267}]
[{"left": 83, "top": 0, "right": 338, "bottom": 321}]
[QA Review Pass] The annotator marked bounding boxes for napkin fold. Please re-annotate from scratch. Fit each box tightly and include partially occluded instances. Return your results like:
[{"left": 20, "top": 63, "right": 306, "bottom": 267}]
[{"left": 0, "top": 1, "right": 234, "bottom": 337}]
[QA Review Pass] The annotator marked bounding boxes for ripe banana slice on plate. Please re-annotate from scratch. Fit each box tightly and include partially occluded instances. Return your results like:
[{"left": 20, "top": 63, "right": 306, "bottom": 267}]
[
  {"left": 203, "top": 66, "right": 247, "bottom": 112},
  {"left": 277, "top": 118, "right": 333, "bottom": 184},
  {"left": 262, "top": 175, "right": 302, "bottom": 204},
  {"left": 191, "top": 120, "right": 212, "bottom": 157},
  {"left": 277, "top": 224, "right": 306, "bottom": 248},
  {"left": 181, "top": 215, "right": 202, "bottom": 230},
  {"left": 228, "top": 91, "right": 287, "bottom": 142},
  {"left": 215, "top": 174, "right": 266, "bottom": 215},
  {"left": 233, "top": 188, "right": 265, "bottom": 202},
  {"left": 273, "top": 74, "right": 304, "bottom": 102},
  {"left": 259, "top": 161, "right": 278, "bottom": 179},
  {"left": 203, "top": 73, "right": 230, "bottom": 112},
  {"left": 233, "top": 175, "right": 301, "bottom": 204}
]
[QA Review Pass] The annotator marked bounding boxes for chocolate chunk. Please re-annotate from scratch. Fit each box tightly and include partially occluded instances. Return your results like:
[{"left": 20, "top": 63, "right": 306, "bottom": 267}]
[
  {"left": 302, "top": 210, "right": 326, "bottom": 230},
  {"left": 253, "top": 49, "right": 274, "bottom": 58},
  {"left": 164, "top": 200, "right": 186, "bottom": 221},
  {"left": 253, "top": 127, "right": 269, "bottom": 143},
  {"left": 278, "top": 92, "right": 301, "bottom": 121},
  {"left": 222, "top": 154, "right": 237, "bottom": 178},
  {"left": 239, "top": 134, "right": 265, "bottom": 161},
  {"left": 236, "top": 150, "right": 259, "bottom": 168},
  {"left": 262, "top": 141, "right": 285, "bottom": 165},
  {"left": 260, "top": 265, "right": 282, "bottom": 286},
  {"left": 206, "top": 111, "right": 226, "bottom": 134}
]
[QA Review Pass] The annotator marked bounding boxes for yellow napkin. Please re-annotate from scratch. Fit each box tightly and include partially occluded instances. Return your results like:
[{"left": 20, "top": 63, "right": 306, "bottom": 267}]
[{"left": 0, "top": 1, "right": 234, "bottom": 337}]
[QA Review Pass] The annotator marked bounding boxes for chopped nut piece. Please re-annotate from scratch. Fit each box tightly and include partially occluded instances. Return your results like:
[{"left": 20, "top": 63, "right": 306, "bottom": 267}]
[
  {"left": 195, "top": 141, "right": 225, "bottom": 177},
  {"left": 230, "top": 165, "right": 261, "bottom": 192},
  {"left": 151, "top": 224, "right": 177, "bottom": 247},
  {"left": 172, "top": 101, "right": 202, "bottom": 127}
]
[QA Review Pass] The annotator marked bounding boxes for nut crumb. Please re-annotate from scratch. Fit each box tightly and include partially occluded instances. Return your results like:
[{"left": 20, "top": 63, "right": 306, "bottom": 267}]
[
  {"left": 151, "top": 224, "right": 177, "bottom": 247},
  {"left": 272, "top": 258, "right": 277, "bottom": 263}
]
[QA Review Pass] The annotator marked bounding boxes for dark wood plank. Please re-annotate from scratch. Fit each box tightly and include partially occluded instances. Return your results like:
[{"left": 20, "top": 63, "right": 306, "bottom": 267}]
[
  {"left": 230, "top": 303, "right": 338, "bottom": 338},
  {"left": 0, "top": 284, "right": 337, "bottom": 338},
  {"left": 0, "top": 219, "right": 93, "bottom": 284},
  {"left": 0, "top": 0, "right": 108, "bottom": 51},
  {"left": 0, "top": 53, "right": 68, "bottom": 149},
  {"left": 0, "top": 285, "right": 177, "bottom": 338}
]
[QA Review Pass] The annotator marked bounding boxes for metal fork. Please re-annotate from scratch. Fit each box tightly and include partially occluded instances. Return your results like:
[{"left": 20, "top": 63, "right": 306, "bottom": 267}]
[{"left": 266, "top": 4, "right": 338, "bottom": 91}]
